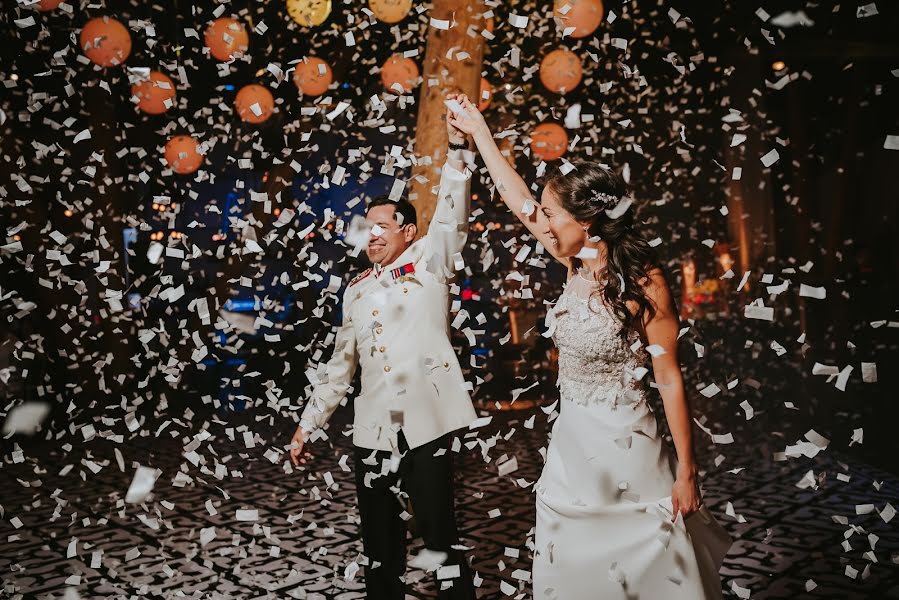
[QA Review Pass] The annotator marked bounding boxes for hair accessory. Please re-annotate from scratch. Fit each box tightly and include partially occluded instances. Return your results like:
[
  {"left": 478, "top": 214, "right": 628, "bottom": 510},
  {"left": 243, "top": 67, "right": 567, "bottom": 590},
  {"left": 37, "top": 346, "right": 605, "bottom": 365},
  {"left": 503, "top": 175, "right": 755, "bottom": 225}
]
[{"left": 591, "top": 189, "right": 619, "bottom": 206}]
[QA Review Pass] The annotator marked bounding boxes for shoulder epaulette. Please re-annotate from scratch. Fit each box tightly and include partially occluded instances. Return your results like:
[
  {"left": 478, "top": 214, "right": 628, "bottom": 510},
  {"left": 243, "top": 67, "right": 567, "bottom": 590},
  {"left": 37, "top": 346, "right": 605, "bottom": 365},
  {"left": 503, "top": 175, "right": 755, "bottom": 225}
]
[{"left": 349, "top": 268, "right": 372, "bottom": 287}]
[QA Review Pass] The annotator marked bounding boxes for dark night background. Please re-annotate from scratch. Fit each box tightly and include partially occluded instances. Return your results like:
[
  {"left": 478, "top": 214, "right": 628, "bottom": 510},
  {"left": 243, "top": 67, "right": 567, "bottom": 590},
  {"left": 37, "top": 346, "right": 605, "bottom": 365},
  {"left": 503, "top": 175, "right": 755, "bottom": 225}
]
[{"left": 1, "top": 0, "right": 898, "bottom": 598}]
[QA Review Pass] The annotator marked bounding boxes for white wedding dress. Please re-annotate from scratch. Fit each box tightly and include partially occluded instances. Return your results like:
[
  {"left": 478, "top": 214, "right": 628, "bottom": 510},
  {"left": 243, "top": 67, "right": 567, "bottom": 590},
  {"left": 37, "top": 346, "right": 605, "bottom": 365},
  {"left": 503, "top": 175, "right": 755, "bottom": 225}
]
[{"left": 532, "top": 273, "right": 731, "bottom": 600}]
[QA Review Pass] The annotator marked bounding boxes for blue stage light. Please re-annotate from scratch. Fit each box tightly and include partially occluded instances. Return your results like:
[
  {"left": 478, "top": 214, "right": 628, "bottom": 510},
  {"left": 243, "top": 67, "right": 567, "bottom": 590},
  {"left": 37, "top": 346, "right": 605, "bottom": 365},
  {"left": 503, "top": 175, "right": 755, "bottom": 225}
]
[{"left": 223, "top": 298, "right": 258, "bottom": 312}]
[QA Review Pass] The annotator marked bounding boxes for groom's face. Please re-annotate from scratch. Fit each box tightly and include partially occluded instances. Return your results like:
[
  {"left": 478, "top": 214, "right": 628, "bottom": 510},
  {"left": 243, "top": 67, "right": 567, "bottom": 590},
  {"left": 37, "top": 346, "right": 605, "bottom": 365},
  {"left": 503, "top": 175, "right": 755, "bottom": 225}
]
[{"left": 365, "top": 204, "right": 416, "bottom": 266}]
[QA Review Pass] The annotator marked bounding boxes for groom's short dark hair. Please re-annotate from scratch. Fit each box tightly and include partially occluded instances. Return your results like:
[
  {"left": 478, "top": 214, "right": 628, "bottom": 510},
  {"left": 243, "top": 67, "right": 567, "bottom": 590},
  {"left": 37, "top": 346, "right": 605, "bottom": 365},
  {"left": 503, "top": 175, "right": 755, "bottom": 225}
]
[{"left": 366, "top": 194, "right": 418, "bottom": 228}]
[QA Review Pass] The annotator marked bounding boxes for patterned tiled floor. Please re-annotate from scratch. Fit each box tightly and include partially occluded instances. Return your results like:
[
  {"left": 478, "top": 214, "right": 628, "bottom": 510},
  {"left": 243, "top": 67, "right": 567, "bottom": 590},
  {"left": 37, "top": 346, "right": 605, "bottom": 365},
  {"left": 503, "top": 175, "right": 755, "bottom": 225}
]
[{"left": 1, "top": 401, "right": 898, "bottom": 599}]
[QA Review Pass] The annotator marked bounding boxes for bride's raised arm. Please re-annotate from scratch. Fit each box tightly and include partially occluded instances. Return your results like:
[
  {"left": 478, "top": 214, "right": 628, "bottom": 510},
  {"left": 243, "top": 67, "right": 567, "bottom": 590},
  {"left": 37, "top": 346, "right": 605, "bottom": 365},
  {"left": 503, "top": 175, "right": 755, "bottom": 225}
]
[{"left": 447, "top": 95, "right": 570, "bottom": 268}]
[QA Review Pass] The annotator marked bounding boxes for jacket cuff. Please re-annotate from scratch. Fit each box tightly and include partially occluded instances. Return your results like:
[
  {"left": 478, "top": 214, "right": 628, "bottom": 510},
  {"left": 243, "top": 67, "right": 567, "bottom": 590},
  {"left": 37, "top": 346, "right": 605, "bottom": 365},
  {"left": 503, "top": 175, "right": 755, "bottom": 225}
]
[{"left": 298, "top": 418, "right": 316, "bottom": 441}]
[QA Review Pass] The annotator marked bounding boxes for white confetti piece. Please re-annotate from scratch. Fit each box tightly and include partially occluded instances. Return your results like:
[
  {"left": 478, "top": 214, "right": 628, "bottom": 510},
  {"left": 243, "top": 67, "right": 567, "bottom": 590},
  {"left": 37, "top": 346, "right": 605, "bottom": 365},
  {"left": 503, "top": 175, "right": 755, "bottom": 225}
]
[
  {"left": 236, "top": 509, "right": 259, "bottom": 521},
  {"left": 744, "top": 304, "right": 774, "bottom": 321},
  {"left": 508, "top": 13, "right": 529, "bottom": 28},
  {"left": 429, "top": 17, "right": 450, "bottom": 30},
  {"left": 2, "top": 402, "right": 50, "bottom": 435},
  {"left": 799, "top": 284, "right": 826, "bottom": 299},
  {"left": 73, "top": 129, "right": 91, "bottom": 143},
  {"left": 645, "top": 344, "right": 666, "bottom": 357},
  {"left": 760, "top": 148, "right": 780, "bottom": 167},
  {"left": 125, "top": 466, "right": 158, "bottom": 503},
  {"left": 856, "top": 3, "right": 878, "bottom": 18}
]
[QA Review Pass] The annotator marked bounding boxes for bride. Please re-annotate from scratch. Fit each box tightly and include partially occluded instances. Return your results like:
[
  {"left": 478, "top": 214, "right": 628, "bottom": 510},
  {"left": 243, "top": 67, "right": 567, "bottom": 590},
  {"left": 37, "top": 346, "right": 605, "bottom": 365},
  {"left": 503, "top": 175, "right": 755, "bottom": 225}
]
[{"left": 448, "top": 95, "right": 731, "bottom": 599}]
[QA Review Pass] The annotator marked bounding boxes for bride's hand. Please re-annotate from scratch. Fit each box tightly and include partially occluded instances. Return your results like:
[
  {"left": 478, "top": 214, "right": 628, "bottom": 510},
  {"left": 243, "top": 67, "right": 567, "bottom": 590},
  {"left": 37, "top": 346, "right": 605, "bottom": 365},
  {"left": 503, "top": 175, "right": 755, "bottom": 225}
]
[
  {"left": 671, "top": 471, "right": 702, "bottom": 522},
  {"left": 447, "top": 93, "right": 490, "bottom": 140}
]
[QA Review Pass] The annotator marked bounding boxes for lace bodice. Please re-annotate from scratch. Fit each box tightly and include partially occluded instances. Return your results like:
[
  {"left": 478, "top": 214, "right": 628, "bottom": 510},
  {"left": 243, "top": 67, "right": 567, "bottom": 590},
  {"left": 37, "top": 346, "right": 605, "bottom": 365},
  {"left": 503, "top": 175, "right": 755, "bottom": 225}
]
[{"left": 546, "top": 273, "right": 650, "bottom": 408}]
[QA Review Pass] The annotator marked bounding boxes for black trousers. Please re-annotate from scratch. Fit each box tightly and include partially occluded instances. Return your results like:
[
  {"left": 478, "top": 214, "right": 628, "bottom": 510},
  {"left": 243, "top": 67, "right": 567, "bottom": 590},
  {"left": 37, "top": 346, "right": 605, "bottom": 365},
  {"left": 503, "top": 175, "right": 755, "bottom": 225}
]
[{"left": 353, "top": 430, "right": 477, "bottom": 599}]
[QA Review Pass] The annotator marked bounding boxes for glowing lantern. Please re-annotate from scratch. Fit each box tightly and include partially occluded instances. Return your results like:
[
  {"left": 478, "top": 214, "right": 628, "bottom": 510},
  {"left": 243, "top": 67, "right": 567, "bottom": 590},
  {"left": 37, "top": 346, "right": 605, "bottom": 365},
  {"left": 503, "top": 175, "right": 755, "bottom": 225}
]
[
  {"left": 381, "top": 54, "right": 419, "bottom": 93},
  {"left": 235, "top": 84, "right": 274, "bottom": 124},
  {"left": 293, "top": 57, "right": 332, "bottom": 97},
  {"left": 553, "top": 0, "right": 604, "bottom": 38},
  {"left": 530, "top": 123, "right": 568, "bottom": 161},
  {"left": 80, "top": 17, "right": 131, "bottom": 67},
  {"left": 132, "top": 71, "right": 176, "bottom": 115},
  {"left": 37, "top": 0, "right": 64, "bottom": 11},
  {"left": 165, "top": 135, "right": 203, "bottom": 174},
  {"left": 369, "top": 0, "right": 412, "bottom": 23},
  {"left": 539, "top": 48, "right": 582, "bottom": 94},
  {"left": 204, "top": 18, "right": 248, "bottom": 62},
  {"left": 286, "top": 0, "right": 332, "bottom": 26}
]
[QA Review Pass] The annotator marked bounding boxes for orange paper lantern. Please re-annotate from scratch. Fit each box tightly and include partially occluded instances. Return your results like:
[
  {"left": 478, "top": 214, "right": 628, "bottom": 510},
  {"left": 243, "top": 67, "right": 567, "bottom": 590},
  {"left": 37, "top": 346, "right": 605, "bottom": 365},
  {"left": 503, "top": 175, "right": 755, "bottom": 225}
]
[
  {"left": 80, "top": 17, "right": 132, "bottom": 67},
  {"left": 539, "top": 48, "right": 582, "bottom": 94},
  {"left": 132, "top": 71, "right": 176, "bottom": 115},
  {"left": 165, "top": 136, "right": 203, "bottom": 174},
  {"left": 478, "top": 77, "right": 493, "bottom": 112},
  {"left": 286, "top": 0, "right": 332, "bottom": 27},
  {"left": 380, "top": 54, "right": 419, "bottom": 94},
  {"left": 37, "top": 0, "right": 64, "bottom": 11},
  {"left": 530, "top": 123, "right": 568, "bottom": 161},
  {"left": 369, "top": 0, "right": 412, "bottom": 23},
  {"left": 553, "top": 0, "right": 604, "bottom": 38},
  {"left": 204, "top": 18, "right": 248, "bottom": 62},
  {"left": 234, "top": 84, "right": 274, "bottom": 124},
  {"left": 293, "top": 57, "right": 333, "bottom": 97}
]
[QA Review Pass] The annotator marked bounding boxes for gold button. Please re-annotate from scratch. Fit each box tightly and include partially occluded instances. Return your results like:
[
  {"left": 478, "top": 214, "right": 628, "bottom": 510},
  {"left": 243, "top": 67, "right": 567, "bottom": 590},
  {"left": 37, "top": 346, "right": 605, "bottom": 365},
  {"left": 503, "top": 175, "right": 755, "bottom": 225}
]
[
  {"left": 443, "top": 361, "right": 449, "bottom": 368},
  {"left": 384, "top": 365, "right": 391, "bottom": 373},
  {"left": 379, "top": 346, "right": 386, "bottom": 353},
  {"left": 376, "top": 327, "right": 383, "bottom": 335},
  {"left": 372, "top": 309, "right": 379, "bottom": 316},
  {"left": 356, "top": 292, "right": 361, "bottom": 299},
  {"left": 403, "top": 288, "right": 409, "bottom": 294}
]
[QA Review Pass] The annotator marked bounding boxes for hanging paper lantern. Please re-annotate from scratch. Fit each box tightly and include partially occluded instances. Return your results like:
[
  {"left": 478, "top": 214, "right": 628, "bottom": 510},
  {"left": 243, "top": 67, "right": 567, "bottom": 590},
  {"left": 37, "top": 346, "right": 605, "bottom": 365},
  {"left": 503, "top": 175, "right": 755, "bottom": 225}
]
[
  {"left": 369, "top": 0, "right": 412, "bottom": 23},
  {"left": 80, "top": 17, "right": 132, "bottom": 67},
  {"left": 286, "top": 0, "right": 332, "bottom": 27},
  {"left": 530, "top": 123, "right": 568, "bottom": 161},
  {"left": 381, "top": 54, "right": 419, "bottom": 94},
  {"left": 539, "top": 48, "right": 582, "bottom": 94},
  {"left": 478, "top": 77, "right": 493, "bottom": 112},
  {"left": 235, "top": 84, "right": 274, "bottom": 124},
  {"left": 293, "top": 57, "right": 332, "bottom": 97},
  {"left": 204, "top": 18, "right": 248, "bottom": 62},
  {"left": 165, "top": 136, "right": 203, "bottom": 174},
  {"left": 131, "top": 71, "right": 176, "bottom": 115},
  {"left": 553, "top": 0, "right": 604, "bottom": 38},
  {"left": 37, "top": 0, "right": 64, "bottom": 11}
]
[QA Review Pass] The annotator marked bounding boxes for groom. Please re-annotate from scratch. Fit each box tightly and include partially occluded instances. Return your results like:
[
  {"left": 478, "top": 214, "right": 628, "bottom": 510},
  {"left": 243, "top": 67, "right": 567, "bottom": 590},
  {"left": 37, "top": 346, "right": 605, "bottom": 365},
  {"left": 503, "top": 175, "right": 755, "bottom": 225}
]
[{"left": 290, "top": 94, "right": 478, "bottom": 599}]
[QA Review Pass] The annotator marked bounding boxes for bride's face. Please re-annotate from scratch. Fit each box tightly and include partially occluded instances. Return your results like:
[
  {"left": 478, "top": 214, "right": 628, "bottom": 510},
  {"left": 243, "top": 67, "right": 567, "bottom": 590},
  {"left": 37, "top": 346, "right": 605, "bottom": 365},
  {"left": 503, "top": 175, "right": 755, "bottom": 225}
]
[{"left": 540, "top": 187, "right": 587, "bottom": 257}]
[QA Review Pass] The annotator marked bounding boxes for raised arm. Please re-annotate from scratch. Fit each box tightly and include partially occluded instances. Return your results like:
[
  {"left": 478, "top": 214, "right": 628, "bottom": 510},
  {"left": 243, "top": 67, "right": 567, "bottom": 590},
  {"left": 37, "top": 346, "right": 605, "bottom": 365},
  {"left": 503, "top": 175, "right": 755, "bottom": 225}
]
[
  {"left": 447, "top": 95, "right": 570, "bottom": 268},
  {"left": 423, "top": 146, "right": 471, "bottom": 278}
]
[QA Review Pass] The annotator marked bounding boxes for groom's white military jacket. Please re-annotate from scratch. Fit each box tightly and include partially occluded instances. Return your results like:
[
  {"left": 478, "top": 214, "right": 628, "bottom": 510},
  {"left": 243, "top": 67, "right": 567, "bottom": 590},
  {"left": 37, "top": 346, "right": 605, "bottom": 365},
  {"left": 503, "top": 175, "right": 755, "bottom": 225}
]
[{"left": 299, "top": 149, "right": 477, "bottom": 451}]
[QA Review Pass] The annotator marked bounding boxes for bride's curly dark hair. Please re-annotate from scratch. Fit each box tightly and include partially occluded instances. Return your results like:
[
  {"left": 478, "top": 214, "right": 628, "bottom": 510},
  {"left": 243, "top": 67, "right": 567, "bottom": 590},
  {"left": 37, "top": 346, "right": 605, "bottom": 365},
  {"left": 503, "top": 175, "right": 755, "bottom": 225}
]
[{"left": 544, "top": 162, "right": 664, "bottom": 341}]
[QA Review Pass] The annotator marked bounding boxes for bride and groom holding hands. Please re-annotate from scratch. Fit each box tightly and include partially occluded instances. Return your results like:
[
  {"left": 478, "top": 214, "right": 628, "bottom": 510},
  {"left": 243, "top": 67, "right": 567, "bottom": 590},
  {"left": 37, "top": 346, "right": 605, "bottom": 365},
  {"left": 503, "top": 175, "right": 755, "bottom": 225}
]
[{"left": 289, "top": 93, "right": 731, "bottom": 599}]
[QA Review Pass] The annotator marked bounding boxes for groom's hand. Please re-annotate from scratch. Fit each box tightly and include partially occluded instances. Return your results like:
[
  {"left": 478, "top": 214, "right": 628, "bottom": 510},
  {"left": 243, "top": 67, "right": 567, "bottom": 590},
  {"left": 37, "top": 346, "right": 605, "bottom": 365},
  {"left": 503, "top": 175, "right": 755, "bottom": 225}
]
[
  {"left": 445, "top": 92, "right": 467, "bottom": 146},
  {"left": 446, "top": 93, "right": 488, "bottom": 140},
  {"left": 289, "top": 426, "right": 307, "bottom": 467}
]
